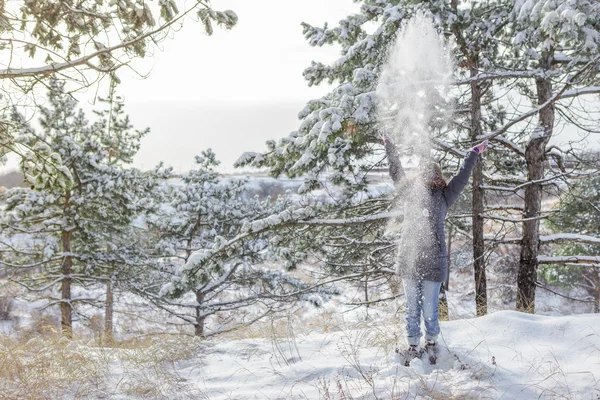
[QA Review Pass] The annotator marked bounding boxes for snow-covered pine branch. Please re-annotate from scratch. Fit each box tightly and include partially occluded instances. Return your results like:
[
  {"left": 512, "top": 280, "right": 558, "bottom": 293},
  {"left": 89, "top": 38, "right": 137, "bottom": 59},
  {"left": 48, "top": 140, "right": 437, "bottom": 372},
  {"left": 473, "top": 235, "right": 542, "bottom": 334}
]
[
  {"left": 299, "top": 211, "right": 401, "bottom": 226},
  {"left": 483, "top": 234, "right": 600, "bottom": 247},
  {"left": 540, "top": 234, "right": 600, "bottom": 246},
  {"left": 538, "top": 256, "right": 600, "bottom": 266}
]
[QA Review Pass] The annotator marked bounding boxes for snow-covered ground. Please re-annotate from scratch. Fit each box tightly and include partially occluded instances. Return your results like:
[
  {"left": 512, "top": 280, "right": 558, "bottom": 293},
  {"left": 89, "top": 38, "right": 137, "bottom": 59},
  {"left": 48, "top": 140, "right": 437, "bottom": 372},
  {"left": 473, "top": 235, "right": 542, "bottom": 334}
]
[
  {"left": 2, "top": 242, "right": 598, "bottom": 399},
  {"left": 5, "top": 247, "right": 597, "bottom": 399},
  {"left": 2, "top": 289, "right": 598, "bottom": 399},
  {"left": 183, "top": 310, "right": 600, "bottom": 399}
]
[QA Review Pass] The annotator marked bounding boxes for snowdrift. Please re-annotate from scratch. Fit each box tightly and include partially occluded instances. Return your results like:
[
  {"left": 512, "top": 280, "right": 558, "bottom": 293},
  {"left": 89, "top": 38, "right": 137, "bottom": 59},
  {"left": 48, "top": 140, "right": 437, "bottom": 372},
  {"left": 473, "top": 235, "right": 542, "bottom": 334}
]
[{"left": 189, "top": 310, "right": 599, "bottom": 399}]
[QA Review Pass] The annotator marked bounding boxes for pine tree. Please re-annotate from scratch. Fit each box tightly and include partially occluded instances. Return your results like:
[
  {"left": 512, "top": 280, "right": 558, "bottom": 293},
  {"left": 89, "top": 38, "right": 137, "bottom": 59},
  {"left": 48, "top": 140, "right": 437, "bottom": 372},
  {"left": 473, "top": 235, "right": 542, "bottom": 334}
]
[
  {"left": 234, "top": 1, "right": 506, "bottom": 315},
  {"left": 489, "top": 1, "right": 600, "bottom": 312},
  {"left": 0, "top": 1, "right": 237, "bottom": 95},
  {"left": 1, "top": 79, "right": 163, "bottom": 337},
  {"left": 142, "top": 151, "right": 335, "bottom": 337}
]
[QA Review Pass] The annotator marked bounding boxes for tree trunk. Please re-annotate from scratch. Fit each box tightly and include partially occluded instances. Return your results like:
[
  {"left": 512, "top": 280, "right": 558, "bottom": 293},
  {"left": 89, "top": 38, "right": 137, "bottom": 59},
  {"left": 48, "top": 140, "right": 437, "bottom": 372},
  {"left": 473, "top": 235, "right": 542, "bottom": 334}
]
[
  {"left": 61, "top": 229, "right": 73, "bottom": 338},
  {"left": 438, "top": 284, "right": 449, "bottom": 321},
  {"left": 594, "top": 268, "right": 599, "bottom": 314},
  {"left": 195, "top": 290, "right": 206, "bottom": 337},
  {"left": 517, "top": 53, "right": 554, "bottom": 313},
  {"left": 105, "top": 279, "right": 114, "bottom": 344},
  {"left": 470, "top": 65, "right": 488, "bottom": 316},
  {"left": 188, "top": 213, "right": 207, "bottom": 336},
  {"left": 517, "top": 141, "right": 545, "bottom": 313},
  {"left": 445, "top": 223, "right": 453, "bottom": 291},
  {"left": 364, "top": 267, "right": 369, "bottom": 321}
]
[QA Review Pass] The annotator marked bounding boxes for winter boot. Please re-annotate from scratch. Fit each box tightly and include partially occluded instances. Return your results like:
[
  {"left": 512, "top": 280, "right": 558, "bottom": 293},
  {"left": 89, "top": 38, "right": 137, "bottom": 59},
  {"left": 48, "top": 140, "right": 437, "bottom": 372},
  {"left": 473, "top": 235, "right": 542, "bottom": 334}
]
[
  {"left": 396, "top": 344, "right": 422, "bottom": 367},
  {"left": 425, "top": 339, "right": 439, "bottom": 365}
]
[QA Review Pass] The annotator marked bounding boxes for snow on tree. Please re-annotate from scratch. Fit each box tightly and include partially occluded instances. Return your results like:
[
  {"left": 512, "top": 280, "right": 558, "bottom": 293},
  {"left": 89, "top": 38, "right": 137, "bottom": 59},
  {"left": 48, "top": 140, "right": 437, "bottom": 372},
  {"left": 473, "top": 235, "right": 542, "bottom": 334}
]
[
  {"left": 0, "top": 79, "right": 164, "bottom": 337},
  {"left": 233, "top": 1, "right": 502, "bottom": 313},
  {"left": 443, "top": 0, "right": 511, "bottom": 316},
  {"left": 0, "top": 1, "right": 237, "bottom": 90},
  {"left": 140, "top": 150, "right": 337, "bottom": 337}
]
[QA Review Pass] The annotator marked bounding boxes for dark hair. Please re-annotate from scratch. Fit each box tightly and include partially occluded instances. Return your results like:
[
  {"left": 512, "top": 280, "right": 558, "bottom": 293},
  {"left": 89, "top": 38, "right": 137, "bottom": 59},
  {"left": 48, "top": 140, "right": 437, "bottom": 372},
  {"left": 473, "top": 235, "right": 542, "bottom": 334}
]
[{"left": 422, "top": 162, "right": 447, "bottom": 189}]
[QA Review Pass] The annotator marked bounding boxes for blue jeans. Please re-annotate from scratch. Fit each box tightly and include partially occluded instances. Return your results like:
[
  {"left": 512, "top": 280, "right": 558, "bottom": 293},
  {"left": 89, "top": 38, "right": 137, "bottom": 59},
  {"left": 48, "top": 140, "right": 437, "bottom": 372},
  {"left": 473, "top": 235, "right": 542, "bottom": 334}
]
[{"left": 402, "top": 279, "right": 442, "bottom": 346}]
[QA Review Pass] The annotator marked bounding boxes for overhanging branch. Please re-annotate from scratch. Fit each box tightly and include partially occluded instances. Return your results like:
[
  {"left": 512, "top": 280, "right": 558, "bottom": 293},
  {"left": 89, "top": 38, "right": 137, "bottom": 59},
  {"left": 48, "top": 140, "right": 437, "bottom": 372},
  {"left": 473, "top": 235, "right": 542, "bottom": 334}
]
[{"left": 0, "top": 1, "right": 202, "bottom": 80}]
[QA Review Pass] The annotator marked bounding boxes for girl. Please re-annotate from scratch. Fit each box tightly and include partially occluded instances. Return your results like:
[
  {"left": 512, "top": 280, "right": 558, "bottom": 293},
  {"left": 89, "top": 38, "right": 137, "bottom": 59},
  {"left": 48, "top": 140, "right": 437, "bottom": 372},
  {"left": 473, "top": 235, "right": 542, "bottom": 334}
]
[{"left": 383, "top": 134, "right": 488, "bottom": 365}]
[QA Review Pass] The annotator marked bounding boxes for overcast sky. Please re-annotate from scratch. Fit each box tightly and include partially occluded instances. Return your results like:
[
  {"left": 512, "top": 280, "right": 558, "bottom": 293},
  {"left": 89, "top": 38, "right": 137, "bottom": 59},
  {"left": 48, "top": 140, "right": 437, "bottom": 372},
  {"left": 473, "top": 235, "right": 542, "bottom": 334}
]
[{"left": 117, "top": 0, "right": 361, "bottom": 173}]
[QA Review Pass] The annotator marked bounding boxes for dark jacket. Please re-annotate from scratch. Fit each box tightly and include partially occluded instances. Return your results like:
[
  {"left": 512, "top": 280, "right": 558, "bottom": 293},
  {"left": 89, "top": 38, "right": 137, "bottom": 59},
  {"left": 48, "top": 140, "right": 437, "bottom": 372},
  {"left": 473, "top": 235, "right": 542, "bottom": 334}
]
[{"left": 385, "top": 140, "right": 478, "bottom": 282}]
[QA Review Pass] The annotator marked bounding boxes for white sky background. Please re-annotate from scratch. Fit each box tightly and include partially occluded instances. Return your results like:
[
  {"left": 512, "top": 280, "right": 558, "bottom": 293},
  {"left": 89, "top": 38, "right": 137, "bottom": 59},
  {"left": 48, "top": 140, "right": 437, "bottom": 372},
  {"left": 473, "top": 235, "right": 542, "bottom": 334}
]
[{"left": 120, "top": 0, "right": 360, "bottom": 174}]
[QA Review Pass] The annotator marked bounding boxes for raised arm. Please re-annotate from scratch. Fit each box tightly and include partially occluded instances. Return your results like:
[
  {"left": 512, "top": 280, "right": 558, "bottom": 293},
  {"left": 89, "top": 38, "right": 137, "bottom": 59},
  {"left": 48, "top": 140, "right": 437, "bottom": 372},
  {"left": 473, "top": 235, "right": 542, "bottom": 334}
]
[
  {"left": 382, "top": 134, "right": 406, "bottom": 186},
  {"left": 443, "top": 140, "right": 488, "bottom": 207}
]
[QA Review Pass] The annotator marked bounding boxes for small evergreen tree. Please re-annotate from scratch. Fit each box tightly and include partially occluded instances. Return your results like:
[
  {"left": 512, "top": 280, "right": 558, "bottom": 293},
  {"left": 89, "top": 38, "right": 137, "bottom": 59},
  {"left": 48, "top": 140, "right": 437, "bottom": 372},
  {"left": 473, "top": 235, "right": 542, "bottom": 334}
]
[
  {"left": 143, "top": 151, "right": 336, "bottom": 337},
  {"left": 1, "top": 79, "right": 162, "bottom": 337}
]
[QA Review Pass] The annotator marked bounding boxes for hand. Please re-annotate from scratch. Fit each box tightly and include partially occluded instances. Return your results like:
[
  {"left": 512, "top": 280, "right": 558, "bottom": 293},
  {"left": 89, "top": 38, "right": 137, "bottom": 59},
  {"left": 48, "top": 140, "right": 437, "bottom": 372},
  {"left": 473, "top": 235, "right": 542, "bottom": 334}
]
[
  {"left": 380, "top": 133, "right": 392, "bottom": 145},
  {"left": 473, "top": 139, "right": 488, "bottom": 154}
]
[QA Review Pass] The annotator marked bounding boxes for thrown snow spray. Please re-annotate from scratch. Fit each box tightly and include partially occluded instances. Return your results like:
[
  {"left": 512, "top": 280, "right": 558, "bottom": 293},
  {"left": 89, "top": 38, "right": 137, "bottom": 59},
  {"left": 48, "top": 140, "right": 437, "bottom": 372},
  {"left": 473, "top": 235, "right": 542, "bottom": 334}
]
[{"left": 376, "top": 12, "right": 453, "bottom": 278}]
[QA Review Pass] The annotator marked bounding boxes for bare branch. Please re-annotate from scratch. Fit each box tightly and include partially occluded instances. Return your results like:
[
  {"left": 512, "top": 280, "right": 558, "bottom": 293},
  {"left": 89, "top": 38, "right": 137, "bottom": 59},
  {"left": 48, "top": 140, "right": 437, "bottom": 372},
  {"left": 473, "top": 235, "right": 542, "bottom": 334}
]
[
  {"left": 540, "top": 233, "right": 600, "bottom": 246},
  {"left": 536, "top": 282, "right": 597, "bottom": 302},
  {"left": 480, "top": 54, "right": 600, "bottom": 141}
]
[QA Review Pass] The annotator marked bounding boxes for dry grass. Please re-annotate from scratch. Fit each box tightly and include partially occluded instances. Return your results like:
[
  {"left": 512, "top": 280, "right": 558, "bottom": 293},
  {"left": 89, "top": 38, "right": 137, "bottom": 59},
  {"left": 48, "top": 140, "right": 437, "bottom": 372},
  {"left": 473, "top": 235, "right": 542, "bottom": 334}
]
[
  {"left": 225, "top": 297, "right": 404, "bottom": 342},
  {"left": 0, "top": 325, "right": 207, "bottom": 399},
  {"left": 0, "top": 329, "right": 108, "bottom": 399},
  {"left": 113, "top": 335, "right": 206, "bottom": 398}
]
